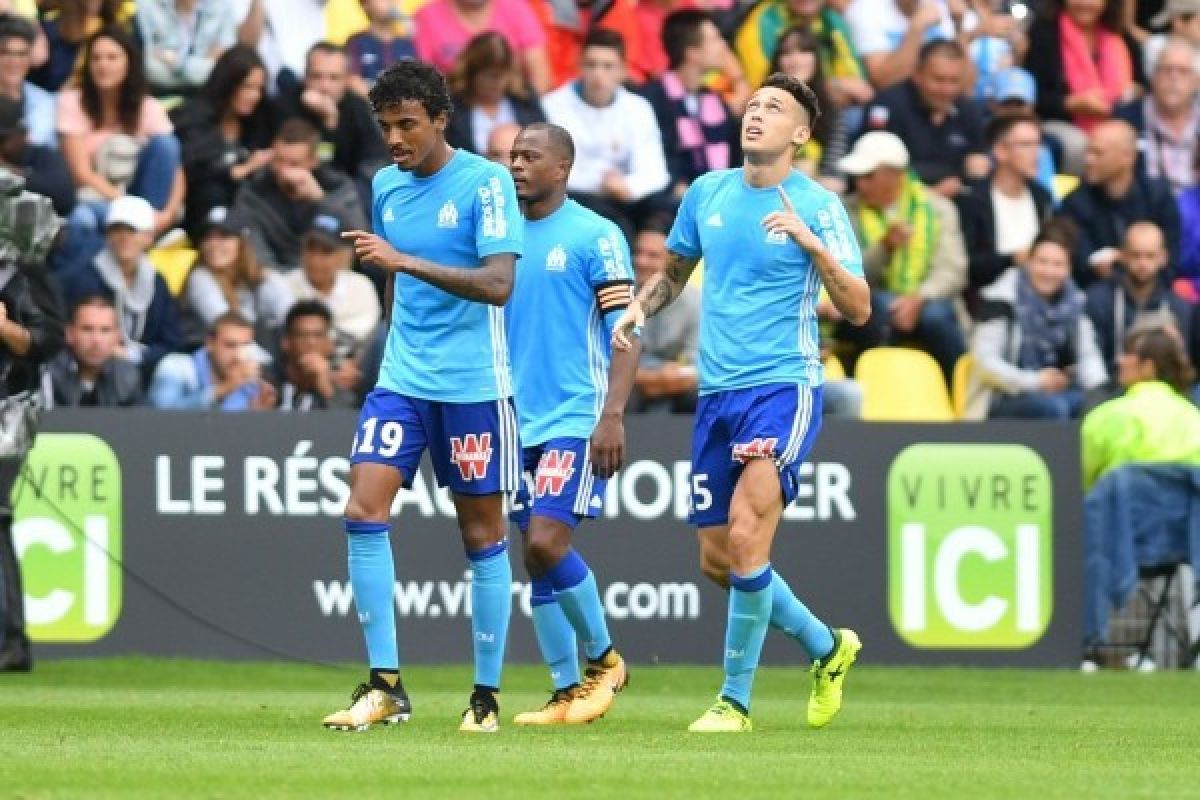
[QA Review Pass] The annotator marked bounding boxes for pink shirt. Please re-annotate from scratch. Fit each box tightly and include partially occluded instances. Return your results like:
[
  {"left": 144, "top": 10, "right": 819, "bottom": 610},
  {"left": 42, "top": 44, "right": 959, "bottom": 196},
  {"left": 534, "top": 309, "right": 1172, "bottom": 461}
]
[
  {"left": 56, "top": 88, "right": 173, "bottom": 163},
  {"left": 414, "top": 0, "right": 546, "bottom": 75}
]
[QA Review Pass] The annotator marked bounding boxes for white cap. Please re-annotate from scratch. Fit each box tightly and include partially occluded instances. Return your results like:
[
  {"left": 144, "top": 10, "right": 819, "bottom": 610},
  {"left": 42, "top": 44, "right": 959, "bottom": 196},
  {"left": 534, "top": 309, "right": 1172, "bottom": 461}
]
[
  {"left": 837, "top": 131, "right": 910, "bottom": 176},
  {"left": 105, "top": 195, "right": 156, "bottom": 233}
]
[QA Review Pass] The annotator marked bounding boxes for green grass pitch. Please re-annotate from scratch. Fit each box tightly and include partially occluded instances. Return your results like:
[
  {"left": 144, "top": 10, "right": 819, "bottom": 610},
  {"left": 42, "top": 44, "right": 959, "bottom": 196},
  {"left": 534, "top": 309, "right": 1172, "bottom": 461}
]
[{"left": 2, "top": 659, "right": 1198, "bottom": 799}]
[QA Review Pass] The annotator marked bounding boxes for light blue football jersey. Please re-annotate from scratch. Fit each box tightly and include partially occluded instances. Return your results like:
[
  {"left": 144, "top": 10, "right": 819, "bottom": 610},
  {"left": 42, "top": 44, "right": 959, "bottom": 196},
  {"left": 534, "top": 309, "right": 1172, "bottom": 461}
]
[
  {"left": 666, "top": 168, "right": 863, "bottom": 394},
  {"left": 372, "top": 148, "right": 524, "bottom": 403},
  {"left": 507, "top": 199, "right": 634, "bottom": 446}
]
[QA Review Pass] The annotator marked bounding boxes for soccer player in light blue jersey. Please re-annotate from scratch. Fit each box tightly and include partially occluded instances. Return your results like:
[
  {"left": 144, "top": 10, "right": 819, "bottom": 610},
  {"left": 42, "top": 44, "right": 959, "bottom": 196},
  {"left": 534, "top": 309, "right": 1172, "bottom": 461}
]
[
  {"left": 613, "top": 73, "right": 872, "bottom": 733},
  {"left": 324, "top": 61, "right": 523, "bottom": 734},
  {"left": 503, "top": 124, "right": 640, "bottom": 726}
]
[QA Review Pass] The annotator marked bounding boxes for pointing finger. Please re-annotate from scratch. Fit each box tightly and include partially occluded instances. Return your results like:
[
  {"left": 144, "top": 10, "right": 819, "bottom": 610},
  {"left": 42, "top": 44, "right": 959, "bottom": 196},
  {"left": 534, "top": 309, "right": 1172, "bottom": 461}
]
[
  {"left": 341, "top": 230, "right": 371, "bottom": 241},
  {"left": 776, "top": 186, "right": 796, "bottom": 214}
]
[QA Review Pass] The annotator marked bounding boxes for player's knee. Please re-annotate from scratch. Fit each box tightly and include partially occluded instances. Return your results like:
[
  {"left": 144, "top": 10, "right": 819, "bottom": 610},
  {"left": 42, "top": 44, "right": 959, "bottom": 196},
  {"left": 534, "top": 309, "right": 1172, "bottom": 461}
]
[
  {"left": 460, "top": 520, "right": 506, "bottom": 554},
  {"left": 726, "top": 517, "right": 764, "bottom": 574},
  {"left": 343, "top": 495, "right": 389, "bottom": 524},
  {"left": 525, "top": 524, "right": 569, "bottom": 570}
]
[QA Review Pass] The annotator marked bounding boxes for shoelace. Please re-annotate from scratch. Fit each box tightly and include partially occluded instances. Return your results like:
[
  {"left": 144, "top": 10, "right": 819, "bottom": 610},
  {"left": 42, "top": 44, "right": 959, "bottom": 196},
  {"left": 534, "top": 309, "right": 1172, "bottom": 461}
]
[
  {"left": 347, "top": 683, "right": 371, "bottom": 708},
  {"left": 574, "top": 667, "right": 608, "bottom": 700},
  {"left": 541, "top": 689, "right": 575, "bottom": 710}
]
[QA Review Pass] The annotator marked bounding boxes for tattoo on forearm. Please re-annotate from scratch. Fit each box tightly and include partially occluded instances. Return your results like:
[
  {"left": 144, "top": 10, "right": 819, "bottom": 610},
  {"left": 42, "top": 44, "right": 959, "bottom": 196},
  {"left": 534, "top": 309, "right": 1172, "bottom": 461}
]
[
  {"left": 406, "top": 256, "right": 513, "bottom": 306},
  {"left": 639, "top": 253, "right": 699, "bottom": 318}
]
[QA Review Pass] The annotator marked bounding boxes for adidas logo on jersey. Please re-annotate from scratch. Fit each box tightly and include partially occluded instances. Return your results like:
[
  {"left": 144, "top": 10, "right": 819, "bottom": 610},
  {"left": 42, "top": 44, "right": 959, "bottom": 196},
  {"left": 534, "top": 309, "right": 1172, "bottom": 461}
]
[
  {"left": 546, "top": 244, "right": 567, "bottom": 271},
  {"left": 382, "top": 207, "right": 395, "bottom": 223},
  {"left": 705, "top": 213, "right": 723, "bottom": 227},
  {"left": 437, "top": 200, "right": 458, "bottom": 228}
]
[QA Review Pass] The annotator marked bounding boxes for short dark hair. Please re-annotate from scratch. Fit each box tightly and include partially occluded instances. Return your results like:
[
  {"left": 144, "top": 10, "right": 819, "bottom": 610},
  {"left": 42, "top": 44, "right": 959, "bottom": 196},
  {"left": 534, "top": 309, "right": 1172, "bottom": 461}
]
[
  {"left": 662, "top": 10, "right": 711, "bottom": 70},
  {"left": 307, "top": 40, "right": 346, "bottom": 65},
  {"left": 918, "top": 39, "right": 966, "bottom": 66},
  {"left": 0, "top": 13, "right": 36, "bottom": 45},
  {"left": 369, "top": 59, "right": 454, "bottom": 120},
  {"left": 285, "top": 299, "right": 333, "bottom": 333},
  {"left": 1032, "top": 217, "right": 1078, "bottom": 255},
  {"left": 275, "top": 116, "right": 322, "bottom": 148},
  {"left": 210, "top": 310, "right": 253, "bottom": 336},
  {"left": 637, "top": 213, "right": 674, "bottom": 238},
  {"left": 519, "top": 122, "right": 575, "bottom": 166},
  {"left": 760, "top": 72, "right": 821, "bottom": 127},
  {"left": 582, "top": 28, "right": 626, "bottom": 61},
  {"left": 70, "top": 294, "right": 116, "bottom": 323},
  {"left": 986, "top": 111, "right": 1041, "bottom": 147}
]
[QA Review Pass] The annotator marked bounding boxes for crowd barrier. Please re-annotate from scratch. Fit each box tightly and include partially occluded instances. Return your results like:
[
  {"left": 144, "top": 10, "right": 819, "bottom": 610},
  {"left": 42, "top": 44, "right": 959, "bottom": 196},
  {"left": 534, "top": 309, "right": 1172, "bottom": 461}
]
[{"left": 13, "top": 411, "right": 1083, "bottom": 666}]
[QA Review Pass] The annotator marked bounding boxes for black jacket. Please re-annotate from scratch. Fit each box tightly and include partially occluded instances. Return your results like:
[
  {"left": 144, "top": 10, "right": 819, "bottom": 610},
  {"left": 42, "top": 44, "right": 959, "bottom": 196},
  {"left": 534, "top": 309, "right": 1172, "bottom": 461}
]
[
  {"left": 641, "top": 78, "right": 742, "bottom": 188},
  {"left": 0, "top": 264, "right": 64, "bottom": 397},
  {"left": 444, "top": 92, "right": 545, "bottom": 155},
  {"left": 45, "top": 349, "right": 144, "bottom": 407},
  {"left": 171, "top": 96, "right": 279, "bottom": 238},
  {"left": 1085, "top": 273, "right": 1200, "bottom": 376},
  {"left": 957, "top": 176, "right": 1055, "bottom": 303},
  {"left": 1059, "top": 174, "right": 1181, "bottom": 287},
  {"left": 863, "top": 80, "right": 987, "bottom": 187},
  {"left": 275, "top": 86, "right": 389, "bottom": 186}
]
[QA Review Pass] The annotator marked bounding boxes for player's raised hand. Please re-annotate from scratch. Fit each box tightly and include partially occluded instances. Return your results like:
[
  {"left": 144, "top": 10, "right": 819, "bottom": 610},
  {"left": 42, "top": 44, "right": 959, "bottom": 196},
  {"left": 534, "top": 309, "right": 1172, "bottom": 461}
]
[
  {"left": 342, "top": 230, "right": 407, "bottom": 272},
  {"left": 611, "top": 300, "right": 645, "bottom": 353},
  {"left": 763, "top": 186, "right": 823, "bottom": 252}
]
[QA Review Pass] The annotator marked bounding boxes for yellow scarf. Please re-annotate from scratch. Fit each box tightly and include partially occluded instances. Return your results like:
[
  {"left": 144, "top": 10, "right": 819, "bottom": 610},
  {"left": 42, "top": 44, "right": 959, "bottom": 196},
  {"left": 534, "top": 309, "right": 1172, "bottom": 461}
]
[{"left": 857, "top": 172, "right": 938, "bottom": 294}]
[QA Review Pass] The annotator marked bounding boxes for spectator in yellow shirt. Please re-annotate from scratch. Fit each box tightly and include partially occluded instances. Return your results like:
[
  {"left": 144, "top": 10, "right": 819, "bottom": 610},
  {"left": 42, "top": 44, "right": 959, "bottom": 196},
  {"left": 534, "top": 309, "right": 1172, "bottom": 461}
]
[{"left": 1082, "top": 325, "right": 1200, "bottom": 491}]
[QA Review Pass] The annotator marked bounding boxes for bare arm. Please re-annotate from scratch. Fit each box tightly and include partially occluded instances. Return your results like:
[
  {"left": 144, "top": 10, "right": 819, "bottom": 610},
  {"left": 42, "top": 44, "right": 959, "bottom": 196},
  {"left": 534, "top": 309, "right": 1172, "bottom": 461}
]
[
  {"left": 611, "top": 252, "right": 700, "bottom": 351},
  {"left": 344, "top": 229, "right": 515, "bottom": 306},
  {"left": 590, "top": 334, "right": 642, "bottom": 478},
  {"left": 238, "top": 0, "right": 266, "bottom": 47}
]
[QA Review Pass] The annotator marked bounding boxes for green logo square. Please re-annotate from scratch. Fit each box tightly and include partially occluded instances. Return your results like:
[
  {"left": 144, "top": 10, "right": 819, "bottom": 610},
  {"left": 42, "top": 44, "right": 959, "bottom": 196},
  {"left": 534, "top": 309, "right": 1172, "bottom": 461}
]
[
  {"left": 887, "top": 444, "right": 1053, "bottom": 648},
  {"left": 11, "top": 434, "right": 122, "bottom": 642}
]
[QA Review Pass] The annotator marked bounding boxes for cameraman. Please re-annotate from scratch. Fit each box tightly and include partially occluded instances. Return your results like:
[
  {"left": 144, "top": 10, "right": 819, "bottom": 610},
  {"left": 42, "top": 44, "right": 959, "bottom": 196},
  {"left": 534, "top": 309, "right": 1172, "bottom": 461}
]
[{"left": 0, "top": 165, "right": 63, "bottom": 672}]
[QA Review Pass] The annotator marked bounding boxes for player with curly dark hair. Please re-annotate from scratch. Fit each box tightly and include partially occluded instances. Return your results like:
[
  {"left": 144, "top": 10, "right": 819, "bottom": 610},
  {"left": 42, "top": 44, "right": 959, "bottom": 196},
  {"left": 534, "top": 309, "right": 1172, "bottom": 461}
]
[{"left": 324, "top": 60, "right": 525, "bottom": 734}]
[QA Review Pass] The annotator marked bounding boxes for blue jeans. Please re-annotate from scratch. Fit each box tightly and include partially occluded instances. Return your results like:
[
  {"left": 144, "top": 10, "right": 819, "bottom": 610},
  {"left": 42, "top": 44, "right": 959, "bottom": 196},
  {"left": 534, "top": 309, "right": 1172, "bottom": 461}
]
[
  {"left": 989, "top": 389, "right": 1084, "bottom": 419},
  {"left": 54, "top": 134, "right": 181, "bottom": 277},
  {"left": 851, "top": 290, "right": 966, "bottom": 381}
]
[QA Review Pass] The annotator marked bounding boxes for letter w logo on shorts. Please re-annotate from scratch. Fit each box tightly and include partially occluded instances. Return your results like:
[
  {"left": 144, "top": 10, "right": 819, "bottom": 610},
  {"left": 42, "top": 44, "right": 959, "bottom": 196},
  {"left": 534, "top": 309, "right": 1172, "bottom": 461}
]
[
  {"left": 535, "top": 450, "right": 576, "bottom": 497},
  {"left": 450, "top": 433, "right": 493, "bottom": 481},
  {"left": 731, "top": 437, "right": 779, "bottom": 464}
]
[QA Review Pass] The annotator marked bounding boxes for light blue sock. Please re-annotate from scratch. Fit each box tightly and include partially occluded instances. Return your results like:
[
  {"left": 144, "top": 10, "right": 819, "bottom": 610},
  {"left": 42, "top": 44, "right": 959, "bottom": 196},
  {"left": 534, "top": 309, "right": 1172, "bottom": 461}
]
[
  {"left": 468, "top": 541, "right": 512, "bottom": 690},
  {"left": 545, "top": 549, "right": 612, "bottom": 661},
  {"left": 345, "top": 520, "right": 397, "bottom": 670},
  {"left": 530, "top": 576, "right": 580, "bottom": 690},
  {"left": 720, "top": 565, "right": 773, "bottom": 713},
  {"left": 769, "top": 569, "right": 835, "bottom": 662}
]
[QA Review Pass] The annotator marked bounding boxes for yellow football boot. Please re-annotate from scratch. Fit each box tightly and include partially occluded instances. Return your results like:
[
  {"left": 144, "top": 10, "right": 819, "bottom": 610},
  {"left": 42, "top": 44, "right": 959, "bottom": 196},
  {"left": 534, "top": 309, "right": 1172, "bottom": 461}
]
[
  {"left": 513, "top": 687, "right": 577, "bottom": 726},
  {"left": 807, "top": 628, "right": 862, "bottom": 729},
  {"left": 687, "top": 699, "right": 752, "bottom": 733},
  {"left": 322, "top": 683, "right": 411, "bottom": 732},
  {"left": 565, "top": 649, "right": 628, "bottom": 724}
]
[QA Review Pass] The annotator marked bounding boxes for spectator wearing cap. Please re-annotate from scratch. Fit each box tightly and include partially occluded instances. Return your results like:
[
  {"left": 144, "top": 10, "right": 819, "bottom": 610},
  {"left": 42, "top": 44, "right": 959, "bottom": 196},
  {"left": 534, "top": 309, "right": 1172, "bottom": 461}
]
[
  {"left": 172, "top": 45, "right": 278, "bottom": 239},
  {"left": 1060, "top": 119, "right": 1180, "bottom": 287},
  {"left": 642, "top": 11, "right": 741, "bottom": 202},
  {"left": 182, "top": 205, "right": 294, "bottom": 348},
  {"left": 60, "top": 195, "right": 182, "bottom": 380},
  {"left": 1023, "top": 0, "right": 1143, "bottom": 178},
  {"left": 135, "top": 0, "right": 237, "bottom": 97},
  {"left": 274, "top": 42, "right": 389, "bottom": 206},
  {"left": 149, "top": 310, "right": 278, "bottom": 410},
  {"left": 0, "top": 13, "right": 55, "bottom": 150},
  {"left": 957, "top": 114, "right": 1055, "bottom": 312},
  {"left": 839, "top": 130, "right": 968, "bottom": 380},
  {"left": 1142, "top": 0, "right": 1200, "bottom": 74},
  {"left": 232, "top": 116, "right": 366, "bottom": 270},
  {"left": 270, "top": 299, "right": 358, "bottom": 410},
  {"left": 0, "top": 94, "right": 74, "bottom": 215},
  {"left": 1117, "top": 37, "right": 1200, "bottom": 195},
  {"left": 285, "top": 209, "right": 380, "bottom": 360},
  {"left": 861, "top": 40, "right": 990, "bottom": 199},
  {"left": 542, "top": 30, "right": 670, "bottom": 240},
  {"left": 44, "top": 294, "right": 143, "bottom": 407},
  {"left": 734, "top": 0, "right": 872, "bottom": 106},
  {"left": 986, "top": 67, "right": 1058, "bottom": 197}
]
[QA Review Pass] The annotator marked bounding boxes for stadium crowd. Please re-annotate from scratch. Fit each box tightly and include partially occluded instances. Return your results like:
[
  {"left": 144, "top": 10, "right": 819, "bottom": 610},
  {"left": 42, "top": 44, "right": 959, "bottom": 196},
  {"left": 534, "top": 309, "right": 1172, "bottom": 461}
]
[{"left": 0, "top": 0, "right": 1197, "bottom": 433}]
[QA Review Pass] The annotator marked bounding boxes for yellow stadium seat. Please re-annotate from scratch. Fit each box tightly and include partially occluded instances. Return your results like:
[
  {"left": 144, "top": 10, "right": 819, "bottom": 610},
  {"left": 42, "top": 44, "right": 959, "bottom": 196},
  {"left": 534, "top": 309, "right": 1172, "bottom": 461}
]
[
  {"left": 148, "top": 241, "right": 199, "bottom": 298},
  {"left": 823, "top": 353, "right": 846, "bottom": 381},
  {"left": 1053, "top": 173, "right": 1079, "bottom": 200},
  {"left": 951, "top": 353, "right": 974, "bottom": 419},
  {"left": 855, "top": 347, "right": 954, "bottom": 421}
]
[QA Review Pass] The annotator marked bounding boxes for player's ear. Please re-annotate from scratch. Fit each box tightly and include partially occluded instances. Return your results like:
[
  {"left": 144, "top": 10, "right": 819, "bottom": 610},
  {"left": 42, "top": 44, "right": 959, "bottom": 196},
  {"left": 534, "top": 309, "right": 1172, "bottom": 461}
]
[{"left": 433, "top": 110, "right": 450, "bottom": 134}]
